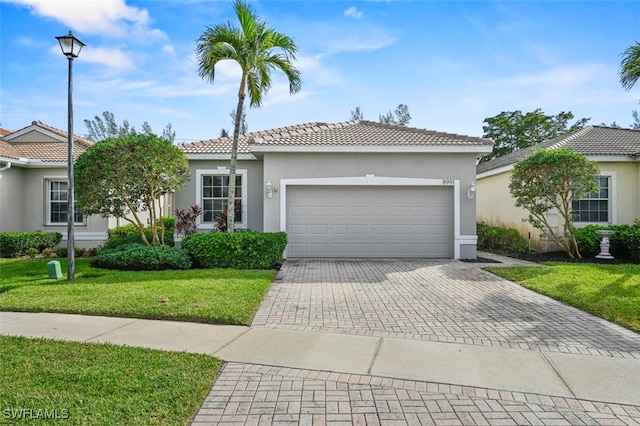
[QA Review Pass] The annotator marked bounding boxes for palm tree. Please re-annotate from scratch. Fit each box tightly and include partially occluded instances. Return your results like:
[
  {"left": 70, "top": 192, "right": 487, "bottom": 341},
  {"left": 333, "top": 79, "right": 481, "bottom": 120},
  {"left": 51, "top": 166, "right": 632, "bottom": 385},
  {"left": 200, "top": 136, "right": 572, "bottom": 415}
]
[
  {"left": 620, "top": 42, "right": 640, "bottom": 91},
  {"left": 196, "top": 0, "right": 301, "bottom": 232}
]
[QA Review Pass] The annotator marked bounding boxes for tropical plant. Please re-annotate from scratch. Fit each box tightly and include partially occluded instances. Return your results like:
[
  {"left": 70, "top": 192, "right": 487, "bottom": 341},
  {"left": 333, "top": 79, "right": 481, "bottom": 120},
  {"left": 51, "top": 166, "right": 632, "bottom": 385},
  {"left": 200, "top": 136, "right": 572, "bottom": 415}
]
[
  {"left": 509, "top": 148, "right": 600, "bottom": 259},
  {"left": 175, "top": 205, "right": 203, "bottom": 237},
  {"left": 196, "top": 0, "right": 301, "bottom": 232},
  {"left": 620, "top": 42, "right": 640, "bottom": 91},
  {"left": 75, "top": 134, "right": 189, "bottom": 246}
]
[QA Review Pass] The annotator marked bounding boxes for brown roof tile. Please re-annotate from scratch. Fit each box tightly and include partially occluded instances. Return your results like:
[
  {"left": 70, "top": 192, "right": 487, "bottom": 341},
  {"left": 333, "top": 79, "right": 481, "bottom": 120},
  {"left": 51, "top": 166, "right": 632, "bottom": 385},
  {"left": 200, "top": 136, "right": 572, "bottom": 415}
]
[
  {"left": 477, "top": 126, "right": 640, "bottom": 174},
  {"left": 0, "top": 121, "right": 94, "bottom": 162},
  {"left": 180, "top": 120, "right": 492, "bottom": 154}
]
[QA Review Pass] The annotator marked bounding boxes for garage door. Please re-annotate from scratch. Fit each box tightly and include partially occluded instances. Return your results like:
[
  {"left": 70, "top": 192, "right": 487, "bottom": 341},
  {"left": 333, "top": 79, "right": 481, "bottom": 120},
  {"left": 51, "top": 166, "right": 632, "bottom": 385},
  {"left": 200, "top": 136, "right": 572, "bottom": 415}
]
[{"left": 286, "top": 186, "right": 453, "bottom": 258}]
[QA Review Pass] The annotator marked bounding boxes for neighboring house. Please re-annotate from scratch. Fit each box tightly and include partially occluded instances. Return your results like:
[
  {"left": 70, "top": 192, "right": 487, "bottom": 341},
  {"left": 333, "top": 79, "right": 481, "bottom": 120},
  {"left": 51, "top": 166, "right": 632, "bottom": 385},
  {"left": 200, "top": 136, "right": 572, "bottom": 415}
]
[
  {"left": 0, "top": 121, "right": 109, "bottom": 248},
  {"left": 476, "top": 126, "right": 640, "bottom": 251},
  {"left": 178, "top": 120, "right": 492, "bottom": 259}
]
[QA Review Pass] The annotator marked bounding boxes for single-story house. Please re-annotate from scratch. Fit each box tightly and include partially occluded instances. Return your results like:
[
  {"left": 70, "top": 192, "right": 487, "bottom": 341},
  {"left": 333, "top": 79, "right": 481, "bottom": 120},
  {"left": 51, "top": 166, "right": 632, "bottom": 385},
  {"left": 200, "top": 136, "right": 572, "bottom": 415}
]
[
  {"left": 1, "top": 120, "right": 493, "bottom": 259},
  {"left": 0, "top": 121, "right": 111, "bottom": 247},
  {"left": 476, "top": 126, "right": 640, "bottom": 251},
  {"left": 178, "top": 120, "right": 492, "bottom": 259}
]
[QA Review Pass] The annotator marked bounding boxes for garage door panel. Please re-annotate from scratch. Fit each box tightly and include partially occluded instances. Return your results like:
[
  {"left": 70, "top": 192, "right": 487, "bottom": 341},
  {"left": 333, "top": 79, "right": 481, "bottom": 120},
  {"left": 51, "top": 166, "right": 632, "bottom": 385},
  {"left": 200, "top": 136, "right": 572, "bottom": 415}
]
[{"left": 287, "top": 186, "right": 453, "bottom": 258}]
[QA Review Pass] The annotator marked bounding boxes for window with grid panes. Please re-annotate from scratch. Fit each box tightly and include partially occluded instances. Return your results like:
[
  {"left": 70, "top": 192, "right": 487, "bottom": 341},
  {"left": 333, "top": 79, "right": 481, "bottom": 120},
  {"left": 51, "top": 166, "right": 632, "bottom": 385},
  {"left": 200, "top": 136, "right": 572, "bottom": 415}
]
[
  {"left": 571, "top": 176, "right": 609, "bottom": 223},
  {"left": 201, "top": 175, "right": 243, "bottom": 223},
  {"left": 47, "top": 180, "right": 83, "bottom": 224}
]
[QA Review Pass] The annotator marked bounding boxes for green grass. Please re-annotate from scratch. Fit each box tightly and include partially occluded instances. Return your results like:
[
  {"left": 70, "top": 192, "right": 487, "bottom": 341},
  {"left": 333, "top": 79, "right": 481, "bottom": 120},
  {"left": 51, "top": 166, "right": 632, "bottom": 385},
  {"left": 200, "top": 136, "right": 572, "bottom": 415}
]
[
  {"left": 0, "top": 258, "right": 276, "bottom": 325},
  {"left": 1, "top": 335, "right": 221, "bottom": 425},
  {"left": 487, "top": 262, "right": 640, "bottom": 333}
]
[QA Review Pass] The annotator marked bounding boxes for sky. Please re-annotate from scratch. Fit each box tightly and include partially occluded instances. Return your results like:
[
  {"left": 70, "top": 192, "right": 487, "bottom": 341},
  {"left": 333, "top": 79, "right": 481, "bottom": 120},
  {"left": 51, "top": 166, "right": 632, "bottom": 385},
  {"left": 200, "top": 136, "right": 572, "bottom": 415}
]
[{"left": 1, "top": 0, "right": 639, "bottom": 143}]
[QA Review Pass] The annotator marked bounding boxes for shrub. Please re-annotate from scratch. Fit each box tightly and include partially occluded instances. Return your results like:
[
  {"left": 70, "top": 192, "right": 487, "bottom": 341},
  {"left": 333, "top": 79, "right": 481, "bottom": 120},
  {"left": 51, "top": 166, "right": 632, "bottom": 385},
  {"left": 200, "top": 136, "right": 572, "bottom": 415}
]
[
  {"left": 42, "top": 248, "right": 54, "bottom": 258},
  {"left": 182, "top": 231, "right": 287, "bottom": 269},
  {"left": 104, "top": 218, "right": 175, "bottom": 249},
  {"left": 175, "top": 205, "right": 202, "bottom": 237},
  {"left": 477, "top": 222, "right": 531, "bottom": 254},
  {"left": 57, "top": 247, "right": 68, "bottom": 258},
  {"left": 575, "top": 221, "right": 640, "bottom": 261},
  {"left": 93, "top": 243, "right": 192, "bottom": 271},
  {"left": 0, "top": 231, "right": 62, "bottom": 258},
  {"left": 25, "top": 248, "right": 39, "bottom": 258}
]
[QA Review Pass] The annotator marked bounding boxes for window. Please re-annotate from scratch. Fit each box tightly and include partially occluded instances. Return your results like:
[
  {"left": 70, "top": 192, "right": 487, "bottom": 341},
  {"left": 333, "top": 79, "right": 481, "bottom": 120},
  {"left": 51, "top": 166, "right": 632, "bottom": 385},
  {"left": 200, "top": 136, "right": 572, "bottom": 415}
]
[
  {"left": 571, "top": 176, "right": 609, "bottom": 223},
  {"left": 46, "top": 180, "right": 83, "bottom": 225},
  {"left": 202, "top": 175, "right": 242, "bottom": 222},
  {"left": 196, "top": 168, "right": 247, "bottom": 229}
]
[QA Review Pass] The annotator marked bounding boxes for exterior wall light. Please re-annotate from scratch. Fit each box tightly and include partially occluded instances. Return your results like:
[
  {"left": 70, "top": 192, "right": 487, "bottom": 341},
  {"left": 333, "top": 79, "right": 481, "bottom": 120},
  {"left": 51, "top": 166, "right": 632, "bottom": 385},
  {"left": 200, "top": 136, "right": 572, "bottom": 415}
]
[
  {"left": 266, "top": 180, "right": 273, "bottom": 199},
  {"left": 467, "top": 181, "right": 476, "bottom": 200}
]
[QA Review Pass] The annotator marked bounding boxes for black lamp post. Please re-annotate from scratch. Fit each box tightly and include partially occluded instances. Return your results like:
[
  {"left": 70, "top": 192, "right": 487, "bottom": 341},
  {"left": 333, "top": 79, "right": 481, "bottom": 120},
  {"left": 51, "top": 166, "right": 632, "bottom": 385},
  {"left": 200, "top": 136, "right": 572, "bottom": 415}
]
[{"left": 55, "top": 31, "right": 85, "bottom": 281}]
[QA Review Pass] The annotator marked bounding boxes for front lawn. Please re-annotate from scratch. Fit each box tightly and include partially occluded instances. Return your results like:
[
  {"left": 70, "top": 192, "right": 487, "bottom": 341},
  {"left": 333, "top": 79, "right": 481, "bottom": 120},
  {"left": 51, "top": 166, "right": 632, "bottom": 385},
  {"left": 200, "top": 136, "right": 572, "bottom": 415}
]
[
  {"left": 1, "top": 335, "right": 221, "bottom": 425},
  {"left": 0, "top": 258, "right": 276, "bottom": 325},
  {"left": 487, "top": 262, "right": 640, "bottom": 333}
]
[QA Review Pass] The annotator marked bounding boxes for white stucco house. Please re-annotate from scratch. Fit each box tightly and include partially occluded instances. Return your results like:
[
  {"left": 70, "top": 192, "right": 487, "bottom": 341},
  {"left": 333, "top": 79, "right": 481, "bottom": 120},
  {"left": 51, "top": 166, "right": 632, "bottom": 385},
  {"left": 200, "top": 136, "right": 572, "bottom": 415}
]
[
  {"left": 476, "top": 126, "right": 640, "bottom": 251},
  {"left": 1, "top": 120, "right": 493, "bottom": 259}
]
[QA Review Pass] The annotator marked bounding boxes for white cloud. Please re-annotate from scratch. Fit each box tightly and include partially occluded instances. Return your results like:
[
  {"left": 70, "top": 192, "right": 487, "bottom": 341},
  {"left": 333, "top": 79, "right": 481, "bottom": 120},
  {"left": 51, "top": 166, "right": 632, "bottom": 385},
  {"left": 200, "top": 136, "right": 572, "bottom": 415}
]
[
  {"left": 6, "top": 0, "right": 166, "bottom": 42},
  {"left": 344, "top": 6, "right": 363, "bottom": 19},
  {"left": 162, "top": 44, "right": 176, "bottom": 56},
  {"left": 73, "top": 46, "right": 135, "bottom": 69}
]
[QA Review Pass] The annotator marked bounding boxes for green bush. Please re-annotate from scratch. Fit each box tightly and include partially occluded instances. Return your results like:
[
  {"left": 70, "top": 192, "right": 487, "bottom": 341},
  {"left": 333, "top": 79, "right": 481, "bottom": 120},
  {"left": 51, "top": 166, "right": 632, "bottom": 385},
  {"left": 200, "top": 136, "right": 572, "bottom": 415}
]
[
  {"left": 182, "top": 231, "right": 287, "bottom": 269},
  {"left": 575, "top": 221, "right": 640, "bottom": 261},
  {"left": 104, "top": 218, "right": 175, "bottom": 249},
  {"left": 57, "top": 247, "right": 68, "bottom": 258},
  {"left": 0, "top": 231, "right": 63, "bottom": 258},
  {"left": 93, "top": 243, "right": 192, "bottom": 271},
  {"left": 477, "top": 222, "right": 531, "bottom": 254}
]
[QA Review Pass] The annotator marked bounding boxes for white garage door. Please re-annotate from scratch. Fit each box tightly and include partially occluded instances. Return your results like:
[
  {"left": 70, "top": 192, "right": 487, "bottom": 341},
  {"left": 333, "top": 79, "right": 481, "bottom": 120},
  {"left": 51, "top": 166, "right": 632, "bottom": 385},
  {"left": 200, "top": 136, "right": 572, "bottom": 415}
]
[{"left": 286, "top": 186, "right": 453, "bottom": 258}]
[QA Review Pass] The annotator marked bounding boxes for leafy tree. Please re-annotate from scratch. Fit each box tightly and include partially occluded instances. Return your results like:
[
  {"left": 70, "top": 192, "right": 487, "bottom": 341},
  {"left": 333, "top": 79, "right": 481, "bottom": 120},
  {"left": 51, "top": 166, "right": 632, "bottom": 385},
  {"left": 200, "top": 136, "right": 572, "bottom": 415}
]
[
  {"left": 196, "top": 0, "right": 301, "bottom": 232},
  {"left": 378, "top": 104, "right": 411, "bottom": 126},
  {"left": 74, "top": 134, "right": 190, "bottom": 246},
  {"left": 350, "top": 107, "right": 364, "bottom": 121},
  {"left": 509, "top": 148, "right": 600, "bottom": 259},
  {"left": 481, "top": 109, "right": 590, "bottom": 162},
  {"left": 632, "top": 108, "right": 640, "bottom": 129},
  {"left": 620, "top": 41, "right": 640, "bottom": 91},
  {"left": 84, "top": 111, "right": 176, "bottom": 143}
]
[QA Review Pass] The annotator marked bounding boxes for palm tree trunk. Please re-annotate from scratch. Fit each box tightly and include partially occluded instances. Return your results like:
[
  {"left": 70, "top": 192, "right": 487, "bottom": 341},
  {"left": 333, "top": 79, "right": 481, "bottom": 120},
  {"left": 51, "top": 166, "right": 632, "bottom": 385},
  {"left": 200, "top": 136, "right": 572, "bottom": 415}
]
[{"left": 227, "top": 73, "right": 247, "bottom": 233}]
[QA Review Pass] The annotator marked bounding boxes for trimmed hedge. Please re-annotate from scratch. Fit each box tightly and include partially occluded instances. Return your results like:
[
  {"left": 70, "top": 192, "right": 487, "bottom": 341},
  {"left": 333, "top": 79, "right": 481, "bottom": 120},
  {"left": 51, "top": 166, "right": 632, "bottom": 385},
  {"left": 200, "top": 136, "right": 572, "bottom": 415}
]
[
  {"left": 477, "top": 222, "right": 531, "bottom": 254},
  {"left": 0, "top": 231, "right": 62, "bottom": 258},
  {"left": 574, "top": 221, "right": 640, "bottom": 261},
  {"left": 104, "top": 218, "right": 175, "bottom": 249},
  {"left": 93, "top": 243, "right": 192, "bottom": 270},
  {"left": 182, "top": 231, "right": 287, "bottom": 269}
]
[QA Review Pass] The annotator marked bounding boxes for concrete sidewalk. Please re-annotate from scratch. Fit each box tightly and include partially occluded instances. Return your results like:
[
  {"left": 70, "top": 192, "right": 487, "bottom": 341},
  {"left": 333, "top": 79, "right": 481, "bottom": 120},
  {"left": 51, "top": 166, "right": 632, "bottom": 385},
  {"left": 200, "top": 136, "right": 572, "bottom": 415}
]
[{"left": 3, "top": 311, "right": 640, "bottom": 408}]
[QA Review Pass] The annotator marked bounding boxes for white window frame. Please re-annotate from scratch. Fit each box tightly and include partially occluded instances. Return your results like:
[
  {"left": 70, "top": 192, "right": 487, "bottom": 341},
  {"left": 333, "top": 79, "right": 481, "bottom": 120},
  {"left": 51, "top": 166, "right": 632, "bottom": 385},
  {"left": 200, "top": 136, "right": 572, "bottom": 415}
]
[
  {"left": 572, "top": 172, "right": 617, "bottom": 226},
  {"left": 195, "top": 167, "right": 248, "bottom": 230},
  {"left": 44, "top": 178, "right": 85, "bottom": 226}
]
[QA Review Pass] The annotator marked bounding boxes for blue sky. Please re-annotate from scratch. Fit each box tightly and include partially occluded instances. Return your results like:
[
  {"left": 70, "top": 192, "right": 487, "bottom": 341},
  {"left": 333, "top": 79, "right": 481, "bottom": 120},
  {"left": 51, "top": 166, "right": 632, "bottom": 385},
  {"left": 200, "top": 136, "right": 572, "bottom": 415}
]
[{"left": 1, "top": 0, "right": 639, "bottom": 143}]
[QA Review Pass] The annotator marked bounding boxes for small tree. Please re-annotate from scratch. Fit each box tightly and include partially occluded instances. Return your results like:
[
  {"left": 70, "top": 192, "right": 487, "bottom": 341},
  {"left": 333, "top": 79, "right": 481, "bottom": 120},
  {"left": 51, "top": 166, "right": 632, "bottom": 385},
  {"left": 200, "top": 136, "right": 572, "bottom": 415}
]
[
  {"left": 75, "top": 134, "right": 190, "bottom": 245},
  {"left": 509, "top": 148, "right": 600, "bottom": 259}
]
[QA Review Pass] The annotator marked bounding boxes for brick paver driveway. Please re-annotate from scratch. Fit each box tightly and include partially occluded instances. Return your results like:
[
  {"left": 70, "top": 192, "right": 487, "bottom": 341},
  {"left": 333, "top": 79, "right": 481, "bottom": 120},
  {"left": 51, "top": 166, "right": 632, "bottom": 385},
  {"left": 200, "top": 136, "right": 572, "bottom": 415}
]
[
  {"left": 253, "top": 259, "right": 640, "bottom": 359},
  {"left": 192, "top": 259, "right": 640, "bottom": 425}
]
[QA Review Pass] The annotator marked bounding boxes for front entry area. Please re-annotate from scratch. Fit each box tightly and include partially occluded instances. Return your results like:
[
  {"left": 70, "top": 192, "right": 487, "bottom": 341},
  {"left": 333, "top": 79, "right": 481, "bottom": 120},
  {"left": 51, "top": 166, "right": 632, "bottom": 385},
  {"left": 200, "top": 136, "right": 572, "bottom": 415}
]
[{"left": 286, "top": 185, "right": 453, "bottom": 258}]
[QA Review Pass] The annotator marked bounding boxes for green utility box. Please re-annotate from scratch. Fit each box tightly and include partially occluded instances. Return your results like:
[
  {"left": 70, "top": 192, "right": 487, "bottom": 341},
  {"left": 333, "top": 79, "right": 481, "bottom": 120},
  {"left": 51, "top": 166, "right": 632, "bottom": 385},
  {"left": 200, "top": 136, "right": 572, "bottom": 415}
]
[{"left": 47, "top": 260, "right": 63, "bottom": 279}]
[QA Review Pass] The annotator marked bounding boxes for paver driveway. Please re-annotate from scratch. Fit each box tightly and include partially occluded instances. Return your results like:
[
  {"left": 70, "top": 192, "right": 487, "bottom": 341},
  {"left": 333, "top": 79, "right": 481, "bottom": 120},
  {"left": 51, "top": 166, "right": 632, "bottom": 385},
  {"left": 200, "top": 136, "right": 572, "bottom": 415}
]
[
  {"left": 192, "top": 259, "right": 640, "bottom": 425},
  {"left": 253, "top": 259, "right": 640, "bottom": 358}
]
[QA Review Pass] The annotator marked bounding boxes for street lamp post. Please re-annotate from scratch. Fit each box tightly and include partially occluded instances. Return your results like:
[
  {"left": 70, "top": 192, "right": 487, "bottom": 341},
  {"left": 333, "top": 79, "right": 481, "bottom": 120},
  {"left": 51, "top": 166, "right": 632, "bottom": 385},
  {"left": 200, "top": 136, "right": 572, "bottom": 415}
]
[{"left": 56, "top": 31, "right": 85, "bottom": 281}]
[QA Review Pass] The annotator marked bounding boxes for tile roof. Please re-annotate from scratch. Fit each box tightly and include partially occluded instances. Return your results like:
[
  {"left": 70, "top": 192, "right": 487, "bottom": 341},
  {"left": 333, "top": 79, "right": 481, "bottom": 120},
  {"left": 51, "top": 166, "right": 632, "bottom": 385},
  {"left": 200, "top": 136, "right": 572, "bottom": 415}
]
[
  {"left": 0, "top": 121, "right": 94, "bottom": 162},
  {"left": 477, "top": 126, "right": 640, "bottom": 174},
  {"left": 180, "top": 120, "right": 493, "bottom": 154}
]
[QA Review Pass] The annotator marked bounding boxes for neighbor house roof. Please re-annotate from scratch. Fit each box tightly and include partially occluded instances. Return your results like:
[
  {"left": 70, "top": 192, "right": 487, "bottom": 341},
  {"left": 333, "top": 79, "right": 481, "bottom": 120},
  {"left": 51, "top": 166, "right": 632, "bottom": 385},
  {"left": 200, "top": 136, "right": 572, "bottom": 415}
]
[
  {"left": 180, "top": 120, "right": 493, "bottom": 155},
  {"left": 0, "top": 121, "right": 93, "bottom": 163},
  {"left": 477, "top": 126, "right": 640, "bottom": 175}
]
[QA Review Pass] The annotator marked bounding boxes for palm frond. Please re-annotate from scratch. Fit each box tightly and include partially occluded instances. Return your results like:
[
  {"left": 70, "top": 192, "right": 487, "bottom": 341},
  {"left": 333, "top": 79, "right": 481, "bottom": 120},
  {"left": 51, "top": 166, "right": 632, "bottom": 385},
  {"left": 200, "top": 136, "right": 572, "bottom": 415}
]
[{"left": 620, "top": 42, "right": 640, "bottom": 91}]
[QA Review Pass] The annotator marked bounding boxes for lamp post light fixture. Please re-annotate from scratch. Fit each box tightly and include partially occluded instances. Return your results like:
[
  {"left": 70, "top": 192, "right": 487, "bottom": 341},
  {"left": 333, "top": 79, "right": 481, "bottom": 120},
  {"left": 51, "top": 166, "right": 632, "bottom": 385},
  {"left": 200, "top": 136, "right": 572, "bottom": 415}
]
[{"left": 56, "top": 31, "right": 85, "bottom": 281}]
